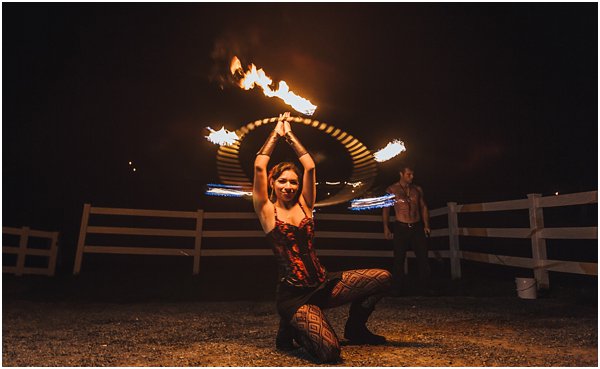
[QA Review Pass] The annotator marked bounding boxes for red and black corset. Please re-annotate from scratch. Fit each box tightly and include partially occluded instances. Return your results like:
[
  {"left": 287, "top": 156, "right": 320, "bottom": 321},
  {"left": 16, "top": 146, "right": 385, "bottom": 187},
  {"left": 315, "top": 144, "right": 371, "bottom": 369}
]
[{"left": 266, "top": 205, "right": 327, "bottom": 287}]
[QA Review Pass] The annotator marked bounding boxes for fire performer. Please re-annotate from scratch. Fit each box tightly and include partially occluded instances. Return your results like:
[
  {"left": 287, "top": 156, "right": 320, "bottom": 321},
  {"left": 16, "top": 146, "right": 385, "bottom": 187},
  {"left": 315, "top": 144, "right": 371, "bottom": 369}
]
[
  {"left": 382, "top": 165, "right": 431, "bottom": 296},
  {"left": 253, "top": 112, "right": 391, "bottom": 362}
]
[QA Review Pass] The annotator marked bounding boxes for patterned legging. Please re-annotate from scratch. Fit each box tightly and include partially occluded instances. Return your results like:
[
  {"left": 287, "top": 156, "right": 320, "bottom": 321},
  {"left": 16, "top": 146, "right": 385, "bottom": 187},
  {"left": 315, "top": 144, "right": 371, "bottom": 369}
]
[{"left": 289, "top": 268, "right": 392, "bottom": 362}]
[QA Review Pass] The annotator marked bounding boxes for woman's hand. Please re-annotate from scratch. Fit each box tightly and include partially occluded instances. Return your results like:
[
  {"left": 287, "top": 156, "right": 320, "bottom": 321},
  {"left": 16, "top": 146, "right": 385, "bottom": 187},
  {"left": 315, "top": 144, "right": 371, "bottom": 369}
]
[
  {"left": 279, "top": 111, "right": 291, "bottom": 121},
  {"left": 274, "top": 120, "right": 285, "bottom": 136},
  {"left": 276, "top": 112, "right": 291, "bottom": 136}
]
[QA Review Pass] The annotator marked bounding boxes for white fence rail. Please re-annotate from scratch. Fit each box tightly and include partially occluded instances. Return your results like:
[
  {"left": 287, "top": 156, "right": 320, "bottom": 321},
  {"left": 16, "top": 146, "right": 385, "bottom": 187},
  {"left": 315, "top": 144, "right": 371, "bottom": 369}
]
[
  {"left": 72, "top": 191, "right": 597, "bottom": 289},
  {"left": 447, "top": 191, "right": 597, "bottom": 288},
  {"left": 73, "top": 204, "right": 204, "bottom": 275},
  {"left": 3, "top": 226, "right": 59, "bottom": 276}
]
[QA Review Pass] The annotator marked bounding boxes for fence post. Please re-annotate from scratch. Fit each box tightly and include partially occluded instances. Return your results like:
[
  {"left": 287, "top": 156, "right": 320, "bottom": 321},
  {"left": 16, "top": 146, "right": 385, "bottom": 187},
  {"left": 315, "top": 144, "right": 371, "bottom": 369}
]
[
  {"left": 47, "top": 232, "right": 59, "bottom": 276},
  {"left": 73, "top": 203, "right": 91, "bottom": 275},
  {"left": 193, "top": 209, "right": 204, "bottom": 275},
  {"left": 447, "top": 202, "right": 461, "bottom": 280},
  {"left": 528, "top": 193, "right": 549, "bottom": 289},
  {"left": 15, "top": 226, "right": 30, "bottom": 276}
]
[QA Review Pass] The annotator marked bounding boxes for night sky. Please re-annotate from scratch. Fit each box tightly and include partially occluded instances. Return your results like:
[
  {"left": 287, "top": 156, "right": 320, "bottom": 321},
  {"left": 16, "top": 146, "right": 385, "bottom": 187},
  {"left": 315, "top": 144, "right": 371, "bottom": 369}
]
[{"left": 3, "top": 3, "right": 598, "bottom": 236}]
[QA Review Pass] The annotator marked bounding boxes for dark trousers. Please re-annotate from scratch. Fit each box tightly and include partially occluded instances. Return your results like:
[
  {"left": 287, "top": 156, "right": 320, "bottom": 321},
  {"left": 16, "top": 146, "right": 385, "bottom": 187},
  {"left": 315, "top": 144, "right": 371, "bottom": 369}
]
[{"left": 392, "top": 222, "right": 430, "bottom": 290}]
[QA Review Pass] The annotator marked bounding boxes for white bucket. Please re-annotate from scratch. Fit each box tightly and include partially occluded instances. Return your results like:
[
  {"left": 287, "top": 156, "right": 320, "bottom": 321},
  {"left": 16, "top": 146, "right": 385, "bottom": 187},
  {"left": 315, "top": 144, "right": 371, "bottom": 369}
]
[{"left": 515, "top": 277, "right": 537, "bottom": 299}]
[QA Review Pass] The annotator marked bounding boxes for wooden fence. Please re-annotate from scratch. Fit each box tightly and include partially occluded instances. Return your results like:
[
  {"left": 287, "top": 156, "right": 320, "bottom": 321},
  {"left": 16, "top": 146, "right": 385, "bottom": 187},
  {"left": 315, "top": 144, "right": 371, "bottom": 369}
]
[
  {"left": 72, "top": 191, "right": 597, "bottom": 289},
  {"left": 447, "top": 191, "right": 597, "bottom": 288},
  {"left": 2, "top": 226, "right": 59, "bottom": 276}
]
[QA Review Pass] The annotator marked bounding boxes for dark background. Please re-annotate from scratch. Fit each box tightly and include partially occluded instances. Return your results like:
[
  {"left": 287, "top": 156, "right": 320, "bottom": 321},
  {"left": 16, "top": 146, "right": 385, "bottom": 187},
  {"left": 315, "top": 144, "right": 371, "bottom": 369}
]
[{"left": 2, "top": 3, "right": 598, "bottom": 278}]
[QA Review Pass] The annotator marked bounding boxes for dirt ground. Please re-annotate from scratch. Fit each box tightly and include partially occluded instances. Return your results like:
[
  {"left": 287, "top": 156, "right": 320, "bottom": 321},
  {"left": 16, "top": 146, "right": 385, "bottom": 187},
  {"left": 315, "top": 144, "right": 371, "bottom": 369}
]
[{"left": 3, "top": 292, "right": 597, "bottom": 366}]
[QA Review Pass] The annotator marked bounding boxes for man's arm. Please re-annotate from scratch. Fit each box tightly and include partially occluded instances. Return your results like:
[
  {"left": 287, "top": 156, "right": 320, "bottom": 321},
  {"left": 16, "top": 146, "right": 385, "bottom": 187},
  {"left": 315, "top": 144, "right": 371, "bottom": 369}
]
[{"left": 417, "top": 186, "right": 431, "bottom": 236}]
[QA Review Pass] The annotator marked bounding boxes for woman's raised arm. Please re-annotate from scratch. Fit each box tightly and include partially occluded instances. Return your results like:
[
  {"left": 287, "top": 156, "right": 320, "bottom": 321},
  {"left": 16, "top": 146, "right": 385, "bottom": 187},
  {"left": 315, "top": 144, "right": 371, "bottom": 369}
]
[
  {"left": 253, "top": 118, "right": 286, "bottom": 214},
  {"left": 282, "top": 121, "right": 316, "bottom": 210}
]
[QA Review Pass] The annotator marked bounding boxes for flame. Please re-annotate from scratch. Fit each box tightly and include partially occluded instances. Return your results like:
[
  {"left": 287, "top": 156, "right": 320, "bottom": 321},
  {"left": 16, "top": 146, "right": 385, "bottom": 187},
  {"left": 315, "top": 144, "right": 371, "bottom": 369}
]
[
  {"left": 373, "top": 139, "right": 406, "bottom": 162},
  {"left": 205, "top": 126, "right": 239, "bottom": 146},
  {"left": 230, "top": 56, "right": 317, "bottom": 115}
]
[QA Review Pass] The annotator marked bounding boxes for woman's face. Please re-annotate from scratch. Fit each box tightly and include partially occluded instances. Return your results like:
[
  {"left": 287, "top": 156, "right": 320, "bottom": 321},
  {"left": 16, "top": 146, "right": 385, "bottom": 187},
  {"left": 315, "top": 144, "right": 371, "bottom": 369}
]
[{"left": 272, "top": 169, "right": 300, "bottom": 202}]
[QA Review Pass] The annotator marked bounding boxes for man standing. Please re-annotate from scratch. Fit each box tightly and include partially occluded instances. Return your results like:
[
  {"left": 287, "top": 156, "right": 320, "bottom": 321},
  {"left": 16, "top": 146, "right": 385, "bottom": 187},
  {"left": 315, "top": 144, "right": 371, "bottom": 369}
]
[{"left": 382, "top": 165, "right": 431, "bottom": 295}]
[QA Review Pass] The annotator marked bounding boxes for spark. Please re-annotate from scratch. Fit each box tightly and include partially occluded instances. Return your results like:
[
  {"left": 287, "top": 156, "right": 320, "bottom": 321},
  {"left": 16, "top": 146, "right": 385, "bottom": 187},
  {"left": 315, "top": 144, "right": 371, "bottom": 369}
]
[
  {"left": 230, "top": 56, "right": 317, "bottom": 115},
  {"left": 205, "top": 126, "right": 239, "bottom": 146},
  {"left": 373, "top": 139, "right": 406, "bottom": 162},
  {"left": 346, "top": 181, "right": 363, "bottom": 188},
  {"left": 348, "top": 193, "right": 396, "bottom": 211}
]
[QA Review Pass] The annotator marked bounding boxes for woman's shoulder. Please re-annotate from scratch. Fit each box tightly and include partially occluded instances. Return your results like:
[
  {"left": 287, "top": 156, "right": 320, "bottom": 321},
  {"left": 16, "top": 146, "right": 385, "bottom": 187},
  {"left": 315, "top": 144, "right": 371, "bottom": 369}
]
[
  {"left": 298, "top": 196, "right": 314, "bottom": 217},
  {"left": 255, "top": 201, "right": 276, "bottom": 234}
]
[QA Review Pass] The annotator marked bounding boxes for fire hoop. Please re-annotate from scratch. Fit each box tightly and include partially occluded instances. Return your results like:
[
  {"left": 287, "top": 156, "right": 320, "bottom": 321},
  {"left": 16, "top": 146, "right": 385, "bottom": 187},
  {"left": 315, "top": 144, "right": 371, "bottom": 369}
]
[{"left": 216, "top": 116, "right": 378, "bottom": 207}]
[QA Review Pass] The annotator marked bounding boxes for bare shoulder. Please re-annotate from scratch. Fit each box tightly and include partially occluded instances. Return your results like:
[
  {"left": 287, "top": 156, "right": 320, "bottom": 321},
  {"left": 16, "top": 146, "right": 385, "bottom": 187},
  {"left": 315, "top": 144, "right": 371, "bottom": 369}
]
[
  {"left": 299, "top": 196, "right": 314, "bottom": 217},
  {"left": 414, "top": 185, "right": 426, "bottom": 199}
]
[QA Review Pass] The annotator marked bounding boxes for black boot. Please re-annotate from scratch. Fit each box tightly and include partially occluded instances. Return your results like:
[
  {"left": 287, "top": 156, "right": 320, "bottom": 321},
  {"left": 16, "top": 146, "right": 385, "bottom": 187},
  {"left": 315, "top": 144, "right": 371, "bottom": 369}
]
[
  {"left": 344, "top": 302, "right": 386, "bottom": 345},
  {"left": 275, "top": 317, "right": 296, "bottom": 351}
]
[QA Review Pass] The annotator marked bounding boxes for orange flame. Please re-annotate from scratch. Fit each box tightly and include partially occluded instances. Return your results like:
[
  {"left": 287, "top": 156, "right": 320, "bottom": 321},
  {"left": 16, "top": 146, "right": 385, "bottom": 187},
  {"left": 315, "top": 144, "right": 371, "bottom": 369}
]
[{"left": 230, "top": 56, "right": 317, "bottom": 115}]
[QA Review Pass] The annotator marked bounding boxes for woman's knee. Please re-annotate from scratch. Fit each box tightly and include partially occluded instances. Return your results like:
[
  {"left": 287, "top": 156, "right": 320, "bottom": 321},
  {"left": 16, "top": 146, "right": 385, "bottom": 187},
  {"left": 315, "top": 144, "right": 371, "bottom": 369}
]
[
  {"left": 316, "top": 341, "right": 341, "bottom": 363},
  {"left": 369, "top": 268, "right": 393, "bottom": 289},
  {"left": 297, "top": 333, "right": 340, "bottom": 363},
  {"left": 292, "top": 305, "right": 341, "bottom": 363},
  {"left": 311, "top": 331, "right": 340, "bottom": 363},
  {"left": 379, "top": 269, "right": 393, "bottom": 286}
]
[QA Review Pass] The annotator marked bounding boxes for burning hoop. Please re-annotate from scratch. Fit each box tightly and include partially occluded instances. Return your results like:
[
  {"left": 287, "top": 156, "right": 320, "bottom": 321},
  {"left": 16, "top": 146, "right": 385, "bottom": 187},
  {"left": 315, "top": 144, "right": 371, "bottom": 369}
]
[{"left": 215, "top": 116, "right": 378, "bottom": 207}]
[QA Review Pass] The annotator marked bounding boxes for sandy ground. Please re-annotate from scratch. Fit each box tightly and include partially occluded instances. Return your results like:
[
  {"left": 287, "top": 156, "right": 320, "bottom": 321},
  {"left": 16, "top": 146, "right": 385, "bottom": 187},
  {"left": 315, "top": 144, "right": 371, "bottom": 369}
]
[{"left": 3, "top": 294, "right": 597, "bottom": 366}]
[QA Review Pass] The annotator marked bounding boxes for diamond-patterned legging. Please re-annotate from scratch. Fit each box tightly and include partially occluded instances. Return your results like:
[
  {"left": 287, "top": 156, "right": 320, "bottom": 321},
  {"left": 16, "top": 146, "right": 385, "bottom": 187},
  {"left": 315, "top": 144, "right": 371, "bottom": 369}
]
[{"left": 289, "top": 268, "right": 392, "bottom": 362}]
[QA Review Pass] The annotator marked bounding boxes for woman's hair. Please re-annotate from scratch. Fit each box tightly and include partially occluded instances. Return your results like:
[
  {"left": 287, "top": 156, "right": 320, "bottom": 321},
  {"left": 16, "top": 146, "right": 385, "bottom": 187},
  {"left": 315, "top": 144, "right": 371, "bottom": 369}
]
[{"left": 267, "top": 162, "right": 302, "bottom": 203}]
